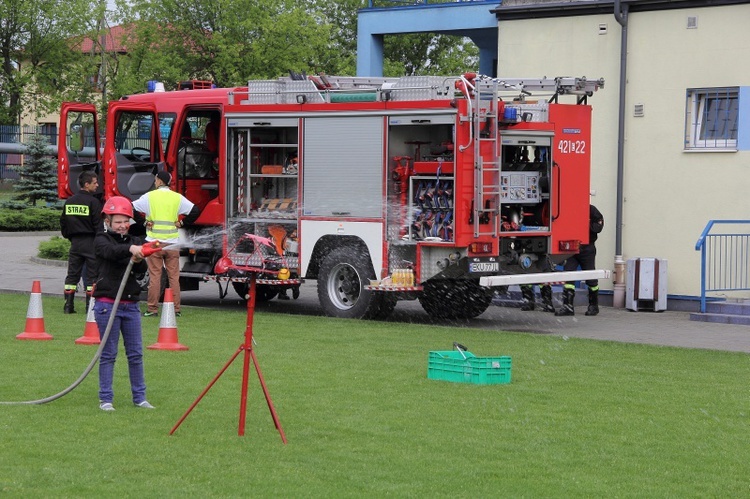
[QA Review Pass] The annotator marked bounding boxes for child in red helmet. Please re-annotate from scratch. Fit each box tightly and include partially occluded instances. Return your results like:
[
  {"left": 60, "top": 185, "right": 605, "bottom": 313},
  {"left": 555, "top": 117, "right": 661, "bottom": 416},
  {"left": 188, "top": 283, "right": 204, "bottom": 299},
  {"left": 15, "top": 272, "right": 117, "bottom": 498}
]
[{"left": 92, "top": 196, "right": 154, "bottom": 411}]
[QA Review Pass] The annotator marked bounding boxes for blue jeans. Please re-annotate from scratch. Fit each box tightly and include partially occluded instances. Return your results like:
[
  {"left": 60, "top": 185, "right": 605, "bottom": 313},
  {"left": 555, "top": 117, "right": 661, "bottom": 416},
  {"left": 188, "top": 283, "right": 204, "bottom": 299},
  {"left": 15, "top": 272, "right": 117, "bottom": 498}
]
[{"left": 94, "top": 300, "right": 147, "bottom": 404}]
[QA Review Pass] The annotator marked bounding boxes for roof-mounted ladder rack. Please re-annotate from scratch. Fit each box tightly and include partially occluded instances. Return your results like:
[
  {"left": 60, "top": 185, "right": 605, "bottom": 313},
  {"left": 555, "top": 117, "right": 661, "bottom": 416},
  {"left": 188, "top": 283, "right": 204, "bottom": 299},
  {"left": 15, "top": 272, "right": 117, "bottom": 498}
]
[{"left": 474, "top": 75, "right": 605, "bottom": 103}]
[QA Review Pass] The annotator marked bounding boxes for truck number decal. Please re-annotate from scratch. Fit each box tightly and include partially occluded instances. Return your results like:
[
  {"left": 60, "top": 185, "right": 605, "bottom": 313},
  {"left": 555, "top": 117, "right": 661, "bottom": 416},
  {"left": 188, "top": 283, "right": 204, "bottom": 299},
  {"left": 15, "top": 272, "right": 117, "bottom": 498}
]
[
  {"left": 469, "top": 262, "right": 500, "bottom": 273},
  {"left": 558, "top": 140, "right": 586, "bottom": 155}
]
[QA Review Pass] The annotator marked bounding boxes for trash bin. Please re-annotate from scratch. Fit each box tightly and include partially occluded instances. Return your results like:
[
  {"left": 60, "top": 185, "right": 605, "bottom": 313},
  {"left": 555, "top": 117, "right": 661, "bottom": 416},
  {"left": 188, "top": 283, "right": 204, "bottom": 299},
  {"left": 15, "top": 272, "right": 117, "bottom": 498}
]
[{"left": 626, "top": 258, "right": 668, "bottom": 311}]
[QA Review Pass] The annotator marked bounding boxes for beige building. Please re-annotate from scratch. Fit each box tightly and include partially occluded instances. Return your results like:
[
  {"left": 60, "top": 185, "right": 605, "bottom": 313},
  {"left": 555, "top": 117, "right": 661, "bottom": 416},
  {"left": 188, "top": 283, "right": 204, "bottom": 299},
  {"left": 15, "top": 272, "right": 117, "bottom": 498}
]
[{"left": 495, "top": 0, "right": 750, "bottom": 308}]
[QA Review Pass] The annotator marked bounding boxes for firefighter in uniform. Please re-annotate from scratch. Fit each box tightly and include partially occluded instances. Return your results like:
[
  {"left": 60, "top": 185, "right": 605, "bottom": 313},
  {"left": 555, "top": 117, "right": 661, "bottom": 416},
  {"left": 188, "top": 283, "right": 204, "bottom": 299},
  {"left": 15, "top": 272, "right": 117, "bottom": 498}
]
[
  {"left": 556, "top": 204, "right": 605, "bottom": 316},
  {"left": 132, "top": 171, "right": 200, "bottom": 317},
  {"left": 519, "top": 284, "right": 555, "bottom": 313},
  {"left": 60, "top": 171, "right": 103, "bottom": 314}
]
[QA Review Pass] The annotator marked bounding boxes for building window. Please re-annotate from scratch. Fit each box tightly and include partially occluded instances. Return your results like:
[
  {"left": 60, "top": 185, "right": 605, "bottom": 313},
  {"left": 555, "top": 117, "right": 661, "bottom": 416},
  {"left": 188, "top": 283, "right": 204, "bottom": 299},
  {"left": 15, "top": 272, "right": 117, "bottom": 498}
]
[{"left": 685, "top": 87, "right": 738, "bottom": 150}]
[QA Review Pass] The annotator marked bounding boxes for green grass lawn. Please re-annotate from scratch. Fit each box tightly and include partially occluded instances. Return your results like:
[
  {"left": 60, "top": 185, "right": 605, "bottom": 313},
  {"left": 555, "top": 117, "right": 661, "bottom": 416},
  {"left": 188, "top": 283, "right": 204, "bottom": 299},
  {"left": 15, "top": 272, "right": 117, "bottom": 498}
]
[{"left": 1, "top": 293, "right": 749, "bottom": 496}]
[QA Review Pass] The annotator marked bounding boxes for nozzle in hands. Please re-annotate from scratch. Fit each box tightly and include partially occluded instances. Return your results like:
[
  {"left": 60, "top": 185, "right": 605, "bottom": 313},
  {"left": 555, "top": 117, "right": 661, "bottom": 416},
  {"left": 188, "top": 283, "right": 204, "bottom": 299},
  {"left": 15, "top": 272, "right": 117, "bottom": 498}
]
[{"left": 142, "top": 241, "right": 163, "bottom": 257}]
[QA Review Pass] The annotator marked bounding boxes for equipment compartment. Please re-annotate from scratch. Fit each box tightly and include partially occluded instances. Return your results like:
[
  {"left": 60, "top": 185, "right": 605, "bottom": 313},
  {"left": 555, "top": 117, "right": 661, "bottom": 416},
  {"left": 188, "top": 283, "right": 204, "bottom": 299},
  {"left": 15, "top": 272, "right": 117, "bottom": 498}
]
[
  {"left": 407, "top": 176, "right": 454, "bottom": 242},
  {"left": 227, "top": 121, "right": 299, "bottom": 221}
]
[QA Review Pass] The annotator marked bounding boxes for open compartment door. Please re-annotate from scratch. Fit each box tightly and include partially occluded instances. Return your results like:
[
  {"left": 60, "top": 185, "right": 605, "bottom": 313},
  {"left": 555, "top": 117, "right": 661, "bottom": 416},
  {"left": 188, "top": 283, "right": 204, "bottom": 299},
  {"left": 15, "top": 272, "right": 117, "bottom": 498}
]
[
  {"left": 549, "top": 104, "right": 592, "bottom": 255},
  {"left": 57, "top": 103, "right": 101, "bottom": 199}
]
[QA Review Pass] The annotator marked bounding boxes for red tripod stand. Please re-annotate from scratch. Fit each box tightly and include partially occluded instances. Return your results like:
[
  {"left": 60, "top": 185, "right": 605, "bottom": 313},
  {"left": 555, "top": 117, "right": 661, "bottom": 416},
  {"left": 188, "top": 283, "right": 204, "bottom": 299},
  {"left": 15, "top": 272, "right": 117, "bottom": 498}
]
[{"left": 170, "top": 273, "right": 287, "bottom": 442}]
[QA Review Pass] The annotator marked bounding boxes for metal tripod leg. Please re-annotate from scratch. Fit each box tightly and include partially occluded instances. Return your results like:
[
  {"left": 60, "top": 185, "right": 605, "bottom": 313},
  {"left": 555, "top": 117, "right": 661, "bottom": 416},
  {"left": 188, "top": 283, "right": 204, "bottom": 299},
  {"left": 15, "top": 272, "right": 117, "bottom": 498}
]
[{"left": 170, "top": 274, "right": 287, "bottom": 442}]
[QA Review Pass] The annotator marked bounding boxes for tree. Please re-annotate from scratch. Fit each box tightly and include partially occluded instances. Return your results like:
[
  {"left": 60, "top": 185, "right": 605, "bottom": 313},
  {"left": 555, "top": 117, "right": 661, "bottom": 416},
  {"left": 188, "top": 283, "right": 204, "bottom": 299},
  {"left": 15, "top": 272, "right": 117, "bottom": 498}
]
[
  {"left": 0, "top": 0, "right": 102, "bottom": 125},
  {"left": 113, "top": 0, "right": 334, "bottom": 94},
  {"left": 13, "top": 134, "right": 59, "bottom": 206},
  {"left": 0, "top": 0, "right": 480, "bottom": 129},
  {"left": 311, "top": 0, "right": 478, "bottom": 77},
  {"left": 384, "top": 34, "right": 478, "bottom": 77},
  {"left": 117, "top": 0, "right": 476, "bottom": 96}
]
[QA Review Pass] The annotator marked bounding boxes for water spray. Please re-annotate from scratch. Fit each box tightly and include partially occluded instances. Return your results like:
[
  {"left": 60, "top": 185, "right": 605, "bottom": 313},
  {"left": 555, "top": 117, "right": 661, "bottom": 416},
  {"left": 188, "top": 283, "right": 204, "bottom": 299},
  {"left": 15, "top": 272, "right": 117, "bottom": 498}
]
[{"left": 0, "top": 241, "right": 163, "bottom": 406}]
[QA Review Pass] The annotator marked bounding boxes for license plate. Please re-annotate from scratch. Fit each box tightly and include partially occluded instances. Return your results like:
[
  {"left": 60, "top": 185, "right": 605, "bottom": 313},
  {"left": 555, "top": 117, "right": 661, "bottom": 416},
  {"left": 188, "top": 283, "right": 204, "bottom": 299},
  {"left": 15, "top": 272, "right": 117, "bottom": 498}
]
[{"left": 469, "top": 262, "right": 499, "bottom": 273}]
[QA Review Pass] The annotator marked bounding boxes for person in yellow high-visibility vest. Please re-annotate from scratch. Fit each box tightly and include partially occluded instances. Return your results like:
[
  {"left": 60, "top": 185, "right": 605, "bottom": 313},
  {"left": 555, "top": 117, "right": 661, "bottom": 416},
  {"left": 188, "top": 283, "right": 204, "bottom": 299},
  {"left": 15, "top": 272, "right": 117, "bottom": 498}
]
[{"left": 132, "top": 171, "right": 200, "bottom": 317}]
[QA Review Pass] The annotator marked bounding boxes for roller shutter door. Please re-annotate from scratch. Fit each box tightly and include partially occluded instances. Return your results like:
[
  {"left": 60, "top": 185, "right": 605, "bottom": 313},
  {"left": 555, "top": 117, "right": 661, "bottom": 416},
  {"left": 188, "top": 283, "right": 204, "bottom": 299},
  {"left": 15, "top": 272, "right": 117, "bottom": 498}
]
[{"left": 302, "top": 116, "right": 383, "bottom": 218}]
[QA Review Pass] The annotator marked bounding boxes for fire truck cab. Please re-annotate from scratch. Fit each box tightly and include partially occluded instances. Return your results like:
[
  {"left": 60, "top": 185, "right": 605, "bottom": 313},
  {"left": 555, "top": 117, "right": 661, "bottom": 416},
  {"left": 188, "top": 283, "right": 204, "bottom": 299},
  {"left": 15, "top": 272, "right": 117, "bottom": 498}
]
[{"left": 57, "top": 73, "right": 605, "bottom": 320}]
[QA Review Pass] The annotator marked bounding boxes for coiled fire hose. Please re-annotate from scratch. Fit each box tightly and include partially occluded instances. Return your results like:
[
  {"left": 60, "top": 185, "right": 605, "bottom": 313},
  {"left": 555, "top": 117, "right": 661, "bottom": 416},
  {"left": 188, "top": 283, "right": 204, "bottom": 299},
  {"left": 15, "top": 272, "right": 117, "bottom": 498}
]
[{"left": 1, "top": 242, "right": 161, "bottom": 406}]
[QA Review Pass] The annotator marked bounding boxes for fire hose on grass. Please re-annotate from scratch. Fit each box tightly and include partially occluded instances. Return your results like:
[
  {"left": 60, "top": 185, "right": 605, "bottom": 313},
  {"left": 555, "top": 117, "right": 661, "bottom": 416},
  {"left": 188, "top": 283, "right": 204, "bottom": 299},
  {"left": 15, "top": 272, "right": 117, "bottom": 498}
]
[{"left": 0, "top": 242, "right": 163, "bottom": 406}]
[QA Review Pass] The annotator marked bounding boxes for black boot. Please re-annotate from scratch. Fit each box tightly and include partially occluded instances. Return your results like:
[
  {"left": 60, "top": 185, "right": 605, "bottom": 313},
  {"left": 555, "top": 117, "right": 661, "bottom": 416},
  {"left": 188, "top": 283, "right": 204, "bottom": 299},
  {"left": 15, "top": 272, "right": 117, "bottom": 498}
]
[
  {"left": 555, "top": 288, "right": 575, "bottom": 316},
  {"left": 64, "top": 291, "right": 76, "bottom": 314},
  {"left": 519, "top": 285, "right": 535, "bottom": 311},
  {"left": 585, "top": 289, "right": 599, "bottom": 316},
  {"left": 85, "top": 292, "right": 92, "bottom": 314},
  {"left": 540, "top": 285, "right": 555, "bottom": 313}
]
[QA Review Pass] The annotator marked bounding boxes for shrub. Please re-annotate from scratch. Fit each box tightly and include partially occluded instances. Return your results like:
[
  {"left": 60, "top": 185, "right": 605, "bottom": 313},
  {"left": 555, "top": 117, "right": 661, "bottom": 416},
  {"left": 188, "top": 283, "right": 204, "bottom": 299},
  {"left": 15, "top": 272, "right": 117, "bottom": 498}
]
[
  {"left": 0, "top": 207, "right": 60, "bottom": 231},
  {"left": 38, "top": 236, "right": 70, "bottom": 260},
  {"left": 12, "top": 134, "right": 58, "bottom": 206}
]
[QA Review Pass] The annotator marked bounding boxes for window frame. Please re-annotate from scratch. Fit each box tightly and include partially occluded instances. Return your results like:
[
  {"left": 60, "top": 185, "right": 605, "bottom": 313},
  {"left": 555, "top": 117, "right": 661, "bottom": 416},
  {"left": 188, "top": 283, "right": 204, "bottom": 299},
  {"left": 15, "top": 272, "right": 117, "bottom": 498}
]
[{"left": 685, "top": 87, "right": 739, "bottom": 151}]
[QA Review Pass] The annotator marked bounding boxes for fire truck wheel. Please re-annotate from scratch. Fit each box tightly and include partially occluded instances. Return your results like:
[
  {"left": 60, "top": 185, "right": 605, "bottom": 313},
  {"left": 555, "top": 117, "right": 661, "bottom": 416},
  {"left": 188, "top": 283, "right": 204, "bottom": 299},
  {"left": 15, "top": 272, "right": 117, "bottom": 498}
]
[
  {"left": 458, "top": 281, "right": 494, "bottom": 319},
  {"left": 232, "top": 282, "right": 279, "bottom": 302},
  {"left": 419, "top": 279, "right": 493, "bottom": 319},
  {"left": 372, "top": 294, "right": 398, "bottom": 319},
  {"left": 317, "top": 246, "right": 382, "bottom": 319}
]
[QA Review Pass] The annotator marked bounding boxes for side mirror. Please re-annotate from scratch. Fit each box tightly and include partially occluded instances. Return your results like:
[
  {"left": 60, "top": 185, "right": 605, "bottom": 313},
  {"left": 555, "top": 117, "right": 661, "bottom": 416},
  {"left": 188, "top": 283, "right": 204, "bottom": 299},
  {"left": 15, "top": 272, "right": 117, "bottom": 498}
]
[{"left": 69, "top": 123, "right": 84, "bottom": 152}]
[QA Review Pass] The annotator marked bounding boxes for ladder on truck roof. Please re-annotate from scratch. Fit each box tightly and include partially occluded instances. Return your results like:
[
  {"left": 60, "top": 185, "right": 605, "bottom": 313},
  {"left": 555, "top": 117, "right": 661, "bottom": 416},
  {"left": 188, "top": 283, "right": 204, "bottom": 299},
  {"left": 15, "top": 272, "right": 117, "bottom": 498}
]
[
  {"left": 474, "top": 75, "right": 605, "bottom": 102},
  {"left": 234, "top": 75, "right": 453, "bottom": 105},
  {"left": 229, "top": 73, "right": 604, "bottom": 106}
]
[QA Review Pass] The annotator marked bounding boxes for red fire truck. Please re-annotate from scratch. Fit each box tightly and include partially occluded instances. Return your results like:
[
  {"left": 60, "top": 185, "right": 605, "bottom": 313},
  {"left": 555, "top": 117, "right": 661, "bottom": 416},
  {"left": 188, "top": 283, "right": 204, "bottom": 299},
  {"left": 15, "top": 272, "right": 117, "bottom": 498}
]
[{"left": 57, "top": 73, "right": 606, "bottom": 320}]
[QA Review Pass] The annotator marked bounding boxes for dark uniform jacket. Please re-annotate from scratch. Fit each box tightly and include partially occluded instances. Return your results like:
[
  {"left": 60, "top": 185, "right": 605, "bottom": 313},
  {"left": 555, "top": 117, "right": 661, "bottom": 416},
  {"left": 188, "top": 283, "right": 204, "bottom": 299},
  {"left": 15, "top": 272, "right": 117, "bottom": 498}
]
[
  {"left": 588, "top": 204, "right": 605, "bottom": 246},
  {"left": 93, "top": 230, "right": 147, "bottom": 302},
  {"left": 61, "top": 191, "right": 103, "bottom": 239}
]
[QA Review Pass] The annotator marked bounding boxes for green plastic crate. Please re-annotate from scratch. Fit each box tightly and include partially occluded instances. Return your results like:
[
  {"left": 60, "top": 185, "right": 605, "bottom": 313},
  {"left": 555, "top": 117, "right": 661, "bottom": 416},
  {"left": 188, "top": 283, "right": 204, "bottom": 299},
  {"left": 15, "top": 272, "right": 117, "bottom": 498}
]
[{"left": 427, "top": 350, "right": 512, "bottom": 385}]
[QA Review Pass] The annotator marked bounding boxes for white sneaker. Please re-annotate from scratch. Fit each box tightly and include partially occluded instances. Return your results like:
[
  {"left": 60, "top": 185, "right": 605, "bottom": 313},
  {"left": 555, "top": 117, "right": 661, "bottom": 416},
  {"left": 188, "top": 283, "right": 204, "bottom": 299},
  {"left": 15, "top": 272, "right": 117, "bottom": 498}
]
[
  {"left": 99, "top": 402, "right": 115, "bottom": 411},
  {"left": 135, "top": 401, "right": 155, "bottom": 409}
]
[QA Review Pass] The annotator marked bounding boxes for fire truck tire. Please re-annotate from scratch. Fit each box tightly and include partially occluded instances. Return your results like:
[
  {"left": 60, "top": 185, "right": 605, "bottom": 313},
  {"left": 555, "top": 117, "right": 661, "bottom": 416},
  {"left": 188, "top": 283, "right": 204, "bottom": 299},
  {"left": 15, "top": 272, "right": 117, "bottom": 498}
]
[
  {"left": 418, "top": 279, "right": 493, "bottom": 319},
  {"left": 317, "top": 246, "right": 382, "bottom": 319},
  {"left": 232, "top": 282, "right": 278, "bottom": 302},
  {"left": 372, "top": 294, "right": 398, "bottom": 319}
]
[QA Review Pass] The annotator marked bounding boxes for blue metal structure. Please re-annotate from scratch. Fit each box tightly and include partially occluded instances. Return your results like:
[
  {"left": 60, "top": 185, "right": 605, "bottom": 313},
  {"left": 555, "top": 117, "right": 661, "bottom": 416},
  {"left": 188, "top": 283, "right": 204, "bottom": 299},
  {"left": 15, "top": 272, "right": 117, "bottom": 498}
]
[
  {"left": 695, "top": 220, "right": 750, "bottom": 313},
  {"left": 357, "top": 0, "right": 499, "bottom": 77}
]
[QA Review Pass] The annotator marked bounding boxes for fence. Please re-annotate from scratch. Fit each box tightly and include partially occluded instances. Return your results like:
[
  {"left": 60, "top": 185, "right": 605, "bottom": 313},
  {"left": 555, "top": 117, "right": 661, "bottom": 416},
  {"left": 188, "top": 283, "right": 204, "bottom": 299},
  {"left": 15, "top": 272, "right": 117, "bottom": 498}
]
[
  {"left": 0, "top": 125, "right": 58, "bottom": 180},
  {"left": 695, "top": 220, "right": 750, "bottom": 312}
]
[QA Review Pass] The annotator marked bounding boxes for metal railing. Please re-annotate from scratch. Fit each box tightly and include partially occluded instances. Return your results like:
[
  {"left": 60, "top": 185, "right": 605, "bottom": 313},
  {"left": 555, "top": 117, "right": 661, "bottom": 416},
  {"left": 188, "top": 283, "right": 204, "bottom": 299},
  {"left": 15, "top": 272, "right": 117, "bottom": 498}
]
[
  {"left": 0, "top": 125, "right": 57, "bottom": 146},
  {"left": 695, "top": 220, "right": 750, "bottom": 312},
  {"left": 0, "top": 125, "right": 59, "bottom": 179}
]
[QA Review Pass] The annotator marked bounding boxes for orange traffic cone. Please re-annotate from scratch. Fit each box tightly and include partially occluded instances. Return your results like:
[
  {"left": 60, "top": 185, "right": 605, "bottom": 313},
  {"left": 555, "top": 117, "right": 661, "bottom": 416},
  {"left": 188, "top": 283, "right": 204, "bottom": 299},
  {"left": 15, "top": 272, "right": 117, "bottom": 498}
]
[
  {"left": 17, "top": 280, "right": 53, "bottom": 340},
  {"left": 75, "top": 297, "right": 101, "bottom": 345},
  {"left": 148, "top": 288, "right": 188, "bottom": 351}
]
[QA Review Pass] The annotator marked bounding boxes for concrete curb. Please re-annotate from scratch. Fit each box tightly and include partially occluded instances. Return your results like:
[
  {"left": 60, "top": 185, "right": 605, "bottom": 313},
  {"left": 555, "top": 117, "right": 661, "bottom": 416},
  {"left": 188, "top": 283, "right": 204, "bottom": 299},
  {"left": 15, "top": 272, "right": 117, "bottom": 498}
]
[
  {"left": 30, "top": 256, "right": 67, "bottom": 267},
  {"left": 0, "top": 231, "right": 59, "bottom": 237},
  {"left": 1, "top": 231, "right": 68, "bottom": 267}
]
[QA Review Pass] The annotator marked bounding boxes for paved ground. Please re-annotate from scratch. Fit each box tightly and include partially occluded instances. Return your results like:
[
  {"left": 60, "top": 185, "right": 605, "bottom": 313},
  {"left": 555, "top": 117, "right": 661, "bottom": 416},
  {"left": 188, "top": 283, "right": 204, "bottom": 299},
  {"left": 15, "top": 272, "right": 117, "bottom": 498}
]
[{"left": 3, "top": 232, "right": 750, "bottom": 353}]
